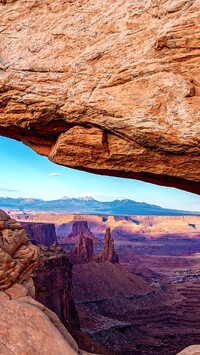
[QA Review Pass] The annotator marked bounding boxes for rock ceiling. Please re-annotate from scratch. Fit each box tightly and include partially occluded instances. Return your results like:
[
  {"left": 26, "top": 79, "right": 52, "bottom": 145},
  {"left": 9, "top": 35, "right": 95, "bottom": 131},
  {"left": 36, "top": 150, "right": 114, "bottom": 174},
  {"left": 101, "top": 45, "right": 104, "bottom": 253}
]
[{"left": 0, "top": 0, "right": 199, "bottom": 194}]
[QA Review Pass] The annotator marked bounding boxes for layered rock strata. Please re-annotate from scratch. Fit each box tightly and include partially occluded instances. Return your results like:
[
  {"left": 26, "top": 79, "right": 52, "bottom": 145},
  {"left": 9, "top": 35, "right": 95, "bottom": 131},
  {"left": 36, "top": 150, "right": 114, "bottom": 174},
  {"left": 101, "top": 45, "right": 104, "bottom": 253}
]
[
  {"left": 0, "top": 0, "right": 200, "bottom": 194},
  {"left": 0, "top": 209, "right": 97, "bottom": 355}
]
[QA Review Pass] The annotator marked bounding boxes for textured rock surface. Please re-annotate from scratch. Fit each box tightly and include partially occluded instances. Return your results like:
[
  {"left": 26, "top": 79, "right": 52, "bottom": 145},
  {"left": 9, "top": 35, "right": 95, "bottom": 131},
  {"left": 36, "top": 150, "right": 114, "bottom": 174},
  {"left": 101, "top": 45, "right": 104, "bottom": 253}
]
[
  {"left": 0, "top": 0, "right": 200, "bottom": 193},
  {"left": 94, "top": 228, "right": 119, "bottom": 263},
  {"left": 0, "top": 209, "right": 38, "bottom": 291},
  {"left": 22, "top": 221, "right": 58, "bottom": 246},
  {"left": 177, "top": 345, "right": 200, "bottom": 354},
  {"left": 0, "top": 210, "right": 97, "bottom": 355},
  {"left": 33, "top": 245, "right": 80, "bottom": 329},
  {"left": 0, "top": 298, "right": 80, "bottom": 355}
]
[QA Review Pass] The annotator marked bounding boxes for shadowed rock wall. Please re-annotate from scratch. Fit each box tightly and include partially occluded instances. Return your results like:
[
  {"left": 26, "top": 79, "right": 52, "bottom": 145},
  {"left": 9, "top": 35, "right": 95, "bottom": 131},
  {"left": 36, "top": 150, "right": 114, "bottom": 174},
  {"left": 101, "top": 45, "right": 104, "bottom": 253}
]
[
  {"left": 33, "top": 245, "right": 80, "bottom": 329},
  {"left": 22, "top": 222, "right": 58, "bottom": 246}
]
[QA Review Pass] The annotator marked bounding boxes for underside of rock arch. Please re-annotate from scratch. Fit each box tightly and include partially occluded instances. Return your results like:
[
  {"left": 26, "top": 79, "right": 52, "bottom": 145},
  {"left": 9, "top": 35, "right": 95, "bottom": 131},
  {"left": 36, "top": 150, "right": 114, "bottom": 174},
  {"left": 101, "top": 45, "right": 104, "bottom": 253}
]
[{"left": 0, "top": 0, "right": 199, "bottom": 194}]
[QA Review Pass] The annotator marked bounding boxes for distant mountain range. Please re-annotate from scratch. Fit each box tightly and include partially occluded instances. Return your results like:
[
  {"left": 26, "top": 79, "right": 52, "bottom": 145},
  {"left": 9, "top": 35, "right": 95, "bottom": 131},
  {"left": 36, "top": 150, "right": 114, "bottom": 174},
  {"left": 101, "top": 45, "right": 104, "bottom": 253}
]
[{"left": 0, "top": 196, "right": 199, "bottom": 215}]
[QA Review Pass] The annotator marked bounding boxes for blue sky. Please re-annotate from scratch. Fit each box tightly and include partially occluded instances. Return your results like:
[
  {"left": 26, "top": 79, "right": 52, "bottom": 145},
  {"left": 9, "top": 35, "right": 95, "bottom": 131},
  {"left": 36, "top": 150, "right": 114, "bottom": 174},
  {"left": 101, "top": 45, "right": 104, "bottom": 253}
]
[{"left": 0, "top": 136, "right": 200, "bottom": 211}]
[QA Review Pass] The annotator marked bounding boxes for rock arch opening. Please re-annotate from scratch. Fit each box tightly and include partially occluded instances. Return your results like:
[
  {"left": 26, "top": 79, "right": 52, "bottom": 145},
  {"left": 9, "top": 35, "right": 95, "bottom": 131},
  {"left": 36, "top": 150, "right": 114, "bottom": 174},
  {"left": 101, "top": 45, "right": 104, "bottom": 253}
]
[
  {"left": 0, "top": 0, "right": 200, "bottom": 353},
  {"left": 0, "top": 135, "right": 200, "bottom": 355}
]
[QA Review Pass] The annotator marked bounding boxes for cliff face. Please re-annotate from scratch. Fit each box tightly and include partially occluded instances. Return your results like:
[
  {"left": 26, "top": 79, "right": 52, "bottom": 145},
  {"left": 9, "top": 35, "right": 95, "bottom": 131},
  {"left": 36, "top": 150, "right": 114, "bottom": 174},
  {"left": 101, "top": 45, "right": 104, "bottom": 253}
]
[
  {"left": 0, "top": 1, "right": 200, "bottom": 194},
  {"left": 22, "top": 222, "right": 58, "bottom": 246},
  {"left": 0, "top": 209, "right": 97, "bottom": 355},
  {"left": 33, "top": 245, "right": 79, "bottom": 330}
]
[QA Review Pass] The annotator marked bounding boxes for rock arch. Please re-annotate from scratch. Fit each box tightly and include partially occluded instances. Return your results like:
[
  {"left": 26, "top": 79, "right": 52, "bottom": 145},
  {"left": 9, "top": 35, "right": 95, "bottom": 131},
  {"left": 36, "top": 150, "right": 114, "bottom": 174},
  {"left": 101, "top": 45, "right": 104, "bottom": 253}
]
[{"left": 0, "top": 0, "right": 199, "bottom": 194}]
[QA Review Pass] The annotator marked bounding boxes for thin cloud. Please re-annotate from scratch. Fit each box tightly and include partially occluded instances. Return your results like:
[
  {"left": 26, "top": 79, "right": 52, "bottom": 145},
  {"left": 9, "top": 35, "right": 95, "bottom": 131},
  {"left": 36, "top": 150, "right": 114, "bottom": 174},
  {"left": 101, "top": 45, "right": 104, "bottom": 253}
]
[
  {"left": 0, "top": 185, "right": 19, "bottom": 192},
  {"left": 48, "top": 172, "right": 62, "bottom": 177}
]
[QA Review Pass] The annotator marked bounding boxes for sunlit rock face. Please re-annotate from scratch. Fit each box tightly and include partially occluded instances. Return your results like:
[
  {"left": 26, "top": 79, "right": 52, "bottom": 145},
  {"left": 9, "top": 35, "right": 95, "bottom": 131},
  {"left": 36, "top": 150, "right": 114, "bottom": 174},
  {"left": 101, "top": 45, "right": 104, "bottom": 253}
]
[
  {"left": 177, "top": 345, "right": 200, "bottom": 355},
  {"left": 93, "top": 228, "right": 119, "bottom": 263},
  {"left": 0, "top": 209, "right": 38, "bottom": 292},
  {"left": 0, "top": 0, "right": 200, "bottom": 194},
  {"left": 68, "top": 228, "right": 118, "bottom": 264}
]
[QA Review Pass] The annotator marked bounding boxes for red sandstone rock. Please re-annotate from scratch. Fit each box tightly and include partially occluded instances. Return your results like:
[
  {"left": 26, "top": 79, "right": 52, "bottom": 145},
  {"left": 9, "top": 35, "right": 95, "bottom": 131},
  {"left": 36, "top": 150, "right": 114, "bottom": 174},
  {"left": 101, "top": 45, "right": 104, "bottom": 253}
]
[
  {"left": 64, "top": 221, "right": 100, "bottom": 245},
  {"left": 11, "top": 213, "right": 200, "bottom": 243},
  {"left": 33, "top": 245, "right": 79, "bottom": 330},
  {"left": 0, "top": 209, "right": 97, "bottom": 355},
  {"left": 0, "top": 209, "right": 38, "bottom": 290},
  {"left": 69, "top": 233, "right": 94, "bottom": 264},
  {"left": 72, "top": 252, "right": 200, "bottom": 354},
  {"left": 32, "top": 243, "right": 110, "bottom": 354},
  {"left": 0, "top": 1, "right": 200, "bottom": 194},
  {"left": 94, "top": 228, "right": 119, "bottom": 263},
  {"left": 68, "top": 221, "right": 95, "bottom": 239},
  {"left": 0, "top": 298, "right": 81, "bottom": 355},
  {"left": 177, "top": 345, "right": 200, "bottom": 355},
  {"left": 22, "top": 221, "right": 58, "bottom": 246}
]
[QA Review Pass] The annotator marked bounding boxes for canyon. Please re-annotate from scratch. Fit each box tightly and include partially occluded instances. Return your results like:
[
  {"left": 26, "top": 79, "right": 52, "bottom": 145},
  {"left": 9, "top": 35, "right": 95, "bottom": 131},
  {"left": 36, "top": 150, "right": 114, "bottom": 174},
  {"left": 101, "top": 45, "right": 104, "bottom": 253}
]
[
  {"left": 68, "top": 227, "right": 119, "bottom": 264},
  {"left": 0, "top": 0, "right": 200, "bottom": 354},
  {"left": 33, "top": 245, "right": 79, "bottom": 330},
  {"left": 9, "top": 212, "right": 200, "bottom": 354},
  {"left": 72, "top": 252, "right": 200, "bottom": 354},
  {"left": 67, "top": 217, "right": 200, "bottom": 354},
  {"left": 12, "top": 212, "right": 200, "bottom": 255}
]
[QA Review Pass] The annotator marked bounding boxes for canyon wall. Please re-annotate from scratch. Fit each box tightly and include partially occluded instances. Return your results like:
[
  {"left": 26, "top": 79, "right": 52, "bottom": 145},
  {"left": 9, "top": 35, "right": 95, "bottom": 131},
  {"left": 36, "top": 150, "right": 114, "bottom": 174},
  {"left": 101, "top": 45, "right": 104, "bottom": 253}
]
[
  {"left": 22, "top": 222, "right": 58, "bottom": 246},
  {"left": 0, "top": 0, "right": 200, "bottom": 194},
  {"left": 33, "top": 245, "right": 79, "bottom": 329},
  {"left": 0, "top": 209, "right": 96, "bottom": 355}
]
